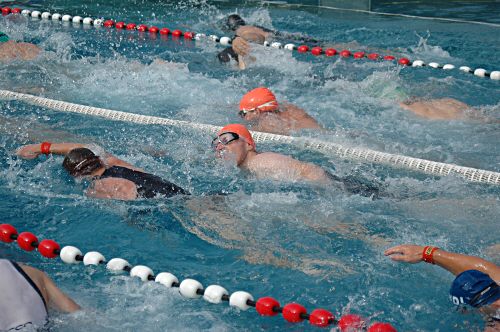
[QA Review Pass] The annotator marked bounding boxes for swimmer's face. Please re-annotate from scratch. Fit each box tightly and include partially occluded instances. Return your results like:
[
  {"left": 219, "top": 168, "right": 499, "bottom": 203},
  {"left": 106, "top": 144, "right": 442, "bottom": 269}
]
[
  {"left": 213, "top": 132, "right": 250, "bottom": 166},
  {"left": 238, "top": 109, "right": 260, "bottom": 121}
]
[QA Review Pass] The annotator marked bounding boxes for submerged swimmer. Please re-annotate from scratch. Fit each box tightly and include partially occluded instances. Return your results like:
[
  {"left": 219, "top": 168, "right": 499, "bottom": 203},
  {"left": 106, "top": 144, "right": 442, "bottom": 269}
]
[
  {"left": 0, "top": 31, "right": 40, "bottom": 61},
  {"left": 212, "top": 123, "right": 380, "bottom": 197},
  {"left": 218, "top": 14, "right": 318, "bottom": 68},
  {"left": 16, "top": 142, "right": 189, "bottom": 200},
  {"left": 238, "top": 87, "right": 322, "bottom": 135}
]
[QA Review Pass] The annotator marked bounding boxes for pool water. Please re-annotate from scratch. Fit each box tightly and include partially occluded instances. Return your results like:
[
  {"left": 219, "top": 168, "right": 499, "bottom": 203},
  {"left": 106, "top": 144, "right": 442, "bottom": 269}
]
[{"left": 1, "top": 1, "right": 499, "bottom": 331}]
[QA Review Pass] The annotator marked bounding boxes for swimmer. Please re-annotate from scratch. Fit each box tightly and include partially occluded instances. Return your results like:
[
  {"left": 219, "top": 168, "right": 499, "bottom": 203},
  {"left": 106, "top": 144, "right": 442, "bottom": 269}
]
[
  {"left": 16, "top": 142, "right": 189, "bottom": 200},
  {"left": 238, "top": 87, "right": 322, "bottom": 135},
  {"left": 0, "top": 259, "right": 80, "bottom": 330},
  {"left": 213, "top": 123, "right": 330, "bottom": 183},
  {"left": 385, "top": 244, "right": 500, "bottom": 331},
  {"left": 399, "top": 97, "right": 477, "bottom": 121},
  {"left": 212, "top": 123, "right": 381, "bottom": 197},
  {"left": 218, "top": 14, "right": 319, "bottom": 68},
  {"left": 0, "top": 31, "right": 40, "bottom": 61}
]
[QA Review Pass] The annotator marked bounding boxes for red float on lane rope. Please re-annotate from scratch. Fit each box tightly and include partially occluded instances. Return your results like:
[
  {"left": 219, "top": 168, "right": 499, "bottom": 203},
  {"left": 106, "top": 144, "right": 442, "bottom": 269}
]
[
  {"left": 309, "top": 309, "right": 335, "bottom": 327},
  {"left": 115, "top": 21, "right": 125, "bottom": 29},
  {"left": 338, "top": 314, "right": 365, "bottom": 331},
  {"left": 160, "top": 28, "right": 170, "bottom": 35},
  {"left": 353, "top": 51, "right": 365, "bottom": 59},
  {"left": 137, "top": 24, "right": 148, "bottom": 32},
  {"left": 311, "top": 47, "right": 323, "bottom": 56},
  {"left": 38, "top": 239, "right": 60, "bottom": 258},
  {"left": 1, "top": 7, "right": 11, "bottom": 15},
  {"left": 0, "top": 224, "right": 18, "bottom": 243},
  {"left": 103, "top": 20, "right": 114, "bottom": 27},
  {"left": 325, "top": 48, "right": 337, "bottom": 57},
  {"left": 172, "top": 29, "right": 183, "bottom": 37},
  {"left": 12, "top": 8, "right": 21, "bottom": 14},
  {"left": 384, "top": 55, "right": 395, "bottom": 61},
  {"left": 17, "top": 232, "right": 38, "bottom": 251},
  {"left": 149, "top": 26, "right": 159, "bottom": 34},
  {"left": 398, "top": 57, "right": 410, "bottom": 66},
  {"left": 340, "top": 50, "right": 351, "bottom": 57},
  {"left": 368, "top": 322, "right": 398, "bottom": 332},
  {"left": 282, "top": 303, "right": 307, "bottom": 323},
  {"left": 297, "top": 45, "right": 309, "bottom": 53},
  {"left": 126, "top": 23, "right": 136, "bottom": 30},
  {"left": 256, "top": 297, "right": 280, "bottom": 316},
  {"left": 368, "top": 53, "right": 379, "bottom": 60},
  {"left": 184, "top": 32, "right": 194, "bottom": 39}
]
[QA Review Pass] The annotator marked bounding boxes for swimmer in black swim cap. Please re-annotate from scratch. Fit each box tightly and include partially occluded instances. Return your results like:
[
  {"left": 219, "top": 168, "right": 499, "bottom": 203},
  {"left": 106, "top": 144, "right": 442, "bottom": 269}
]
[
  {"left": 17, "top": 142, "right": 189, "bottom": 200},
  {"left": 226, "top": 14, "right": 246, "bottom": 31}
]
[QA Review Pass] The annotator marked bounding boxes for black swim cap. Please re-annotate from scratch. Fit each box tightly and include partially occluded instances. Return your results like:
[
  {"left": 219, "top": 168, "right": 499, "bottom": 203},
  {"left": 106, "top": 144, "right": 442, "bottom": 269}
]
[
  {"left": 62, "top": 148, "right": 103, "bottom": 177},
  {"left": 226, "top": 14, "right": 245, "bottom": 31},
  {"left": 217, "top": 47, "right": 238, "bottom": 63}
]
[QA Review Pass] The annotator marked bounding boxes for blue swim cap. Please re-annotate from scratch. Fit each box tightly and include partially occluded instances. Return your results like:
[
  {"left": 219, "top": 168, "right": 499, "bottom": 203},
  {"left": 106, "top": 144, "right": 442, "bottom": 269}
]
[
  {"left": 450, "top": 270, "right": 500, "bottom": 308},
  {"left": 0, "top": 31, "right": 9, "bottom": 43}
]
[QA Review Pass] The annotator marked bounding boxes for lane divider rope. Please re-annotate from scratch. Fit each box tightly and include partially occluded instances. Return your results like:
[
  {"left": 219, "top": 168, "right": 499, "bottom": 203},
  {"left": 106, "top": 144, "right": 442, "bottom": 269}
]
[
  {"left": 1, "top": 6, "right": 499, "bottom": 80},
  {"left": 0, "top": 223, "right": 397, "bottom": 331},
  {"left": 1, "top": 89, "right": 499, "bottom": 185}
]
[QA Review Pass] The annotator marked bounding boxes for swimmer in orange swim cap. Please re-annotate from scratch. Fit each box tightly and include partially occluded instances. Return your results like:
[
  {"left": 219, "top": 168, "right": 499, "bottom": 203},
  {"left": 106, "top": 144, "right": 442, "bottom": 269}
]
[
  {"left": 212, "top": 123, "right": 332, "bottom": 183},
  {"left": 238, "top": 87, "right": 322, "bottom": 135}
]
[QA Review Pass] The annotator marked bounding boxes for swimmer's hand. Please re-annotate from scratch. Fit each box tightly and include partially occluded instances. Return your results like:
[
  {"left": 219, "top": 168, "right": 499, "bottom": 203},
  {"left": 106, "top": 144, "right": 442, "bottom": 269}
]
[
  {"left": 16, "top": 144, "right": 42, "bottom": 159},
  {"left": 232, "top": 37, "right": 250, "bottom": 57},
  {"left": 384, "top": 244, "right": 424, "bottom": 264}
]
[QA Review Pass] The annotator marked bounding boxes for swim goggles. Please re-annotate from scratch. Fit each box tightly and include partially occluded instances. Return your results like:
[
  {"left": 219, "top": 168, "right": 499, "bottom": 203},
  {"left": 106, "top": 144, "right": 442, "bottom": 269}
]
[
  {"left": 238, "top": 101, "right": 278, "bottom": 117},
  {"left": 211, "top": 132, "right": 239, "bottom": 150}
]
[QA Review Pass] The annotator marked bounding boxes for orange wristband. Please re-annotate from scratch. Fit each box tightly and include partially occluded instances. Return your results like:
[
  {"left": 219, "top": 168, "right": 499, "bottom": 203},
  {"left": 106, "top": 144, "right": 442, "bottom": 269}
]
[
  {"left": 40, "top": 142, "right": 52, "bottom": 155},
  {"left": 422, "top": 246, "right": 439, "bottom": 264}
]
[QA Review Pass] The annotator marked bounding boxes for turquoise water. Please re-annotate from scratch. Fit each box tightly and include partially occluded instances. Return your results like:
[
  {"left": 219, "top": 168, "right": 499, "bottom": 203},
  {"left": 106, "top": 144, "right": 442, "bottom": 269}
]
[{"left": 1, "top": 1, "right": 499, "bottom": 331}]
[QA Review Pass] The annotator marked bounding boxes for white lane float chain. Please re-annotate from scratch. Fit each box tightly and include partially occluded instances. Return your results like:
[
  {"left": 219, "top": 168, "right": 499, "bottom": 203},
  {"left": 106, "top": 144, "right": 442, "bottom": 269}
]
[
  {"left": 0, "top": 223, "right": 398, "bottom": 330},
  {"left": 1, "top": 6, "right": 498, "bottom": 80},
  {"left": 1, "top": 89, "right": 499, "bottom": 186}
]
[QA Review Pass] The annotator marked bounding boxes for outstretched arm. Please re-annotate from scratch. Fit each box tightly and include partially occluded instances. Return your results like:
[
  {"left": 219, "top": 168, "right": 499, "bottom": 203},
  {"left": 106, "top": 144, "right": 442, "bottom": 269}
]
[
  {"left": 16, "top": 142, "right": 86, "bottom": 159},
  {"left": 384, "top": 244, "right": 500, "bottom": 281},
  {"left": 16, "top": 142, "right": 142, "bottom": 171}
]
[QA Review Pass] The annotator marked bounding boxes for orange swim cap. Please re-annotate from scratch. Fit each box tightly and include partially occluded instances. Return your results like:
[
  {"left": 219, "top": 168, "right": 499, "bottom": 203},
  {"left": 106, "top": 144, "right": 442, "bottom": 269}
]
[
  {"left": 218, "top": 124, "right": 256, "bottom": 149},
  {"left": 239, "top": 87, "right": 279, "bottom": 112}
]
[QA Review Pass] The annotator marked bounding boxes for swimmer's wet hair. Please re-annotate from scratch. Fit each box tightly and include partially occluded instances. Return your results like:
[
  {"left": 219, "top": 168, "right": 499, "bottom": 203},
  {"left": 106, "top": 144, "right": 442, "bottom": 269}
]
[
  {"left": 63, "top": 148, "right": 103, "bottom": 177},
  {"left": 227, "top": 14, "right": 246, "bottom": 31}
]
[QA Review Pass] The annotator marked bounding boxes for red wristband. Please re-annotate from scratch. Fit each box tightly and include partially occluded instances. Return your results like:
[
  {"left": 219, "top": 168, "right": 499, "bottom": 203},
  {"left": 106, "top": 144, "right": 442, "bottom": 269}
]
[
  {"left": 40, "top": 142, "right": 52, "bottom": 155},
  {"left": 422, "top": 246, "right": 439, "bottom": 264}
]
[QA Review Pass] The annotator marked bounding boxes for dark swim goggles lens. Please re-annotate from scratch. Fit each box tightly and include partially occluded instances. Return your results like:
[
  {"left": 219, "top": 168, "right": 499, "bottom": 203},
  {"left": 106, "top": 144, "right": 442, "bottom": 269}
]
[{"left": 211, "top": 132, "right": 239, "bottom": 149}]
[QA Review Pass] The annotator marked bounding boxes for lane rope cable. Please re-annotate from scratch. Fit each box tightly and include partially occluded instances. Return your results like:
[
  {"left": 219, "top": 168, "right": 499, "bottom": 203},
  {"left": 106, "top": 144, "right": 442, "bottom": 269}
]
[{"left": 1, "top": 89, "right": 499, "bottom": 185}]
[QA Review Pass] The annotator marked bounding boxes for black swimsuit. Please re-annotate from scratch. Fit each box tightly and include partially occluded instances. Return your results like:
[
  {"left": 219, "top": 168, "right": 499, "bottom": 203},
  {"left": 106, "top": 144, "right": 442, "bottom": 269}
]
[{"left": 100, "top": 166, "right": 189, "bottom": 198}]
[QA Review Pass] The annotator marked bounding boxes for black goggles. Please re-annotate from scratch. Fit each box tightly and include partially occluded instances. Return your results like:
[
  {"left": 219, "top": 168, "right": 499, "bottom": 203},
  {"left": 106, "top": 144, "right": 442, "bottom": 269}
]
[{"left": 211, "top": 132, "right": 239, "bottom": 150}]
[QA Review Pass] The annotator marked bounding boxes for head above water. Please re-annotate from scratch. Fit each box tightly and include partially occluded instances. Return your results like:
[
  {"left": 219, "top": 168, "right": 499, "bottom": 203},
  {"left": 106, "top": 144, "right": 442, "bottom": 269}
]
[
  {"left": 62, "top": 148, "right": 103, "bottom": 177},
  {"left": 226, "top": 14, "right": 246, "bottom": 31},
  {"left": 218, "top": 124, "right": 256, "bottom": 149},
  {"left": 450, "top": 270, "right": 500, "bottom": 308},
  {"left": 239, "top": 87, "right": 279, "bottom": 118}
]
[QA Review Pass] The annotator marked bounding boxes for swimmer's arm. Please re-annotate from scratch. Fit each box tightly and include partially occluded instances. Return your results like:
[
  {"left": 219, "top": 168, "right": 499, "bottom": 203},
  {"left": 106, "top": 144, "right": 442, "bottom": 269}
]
[
  {"left": 19, "top": 264, "right": 80, "bottom": 313},
  {"left": 16, "top": 143, "right": 86, "bottom": 159},
  {"left": 86, "top": 178, "right": 139, "bottom": 200},
  {"left": 384, "top": 244, "right": 500, "bottom": 280},
  {"left": 42, "top": 272, "right": 81, "bottom": 312}
]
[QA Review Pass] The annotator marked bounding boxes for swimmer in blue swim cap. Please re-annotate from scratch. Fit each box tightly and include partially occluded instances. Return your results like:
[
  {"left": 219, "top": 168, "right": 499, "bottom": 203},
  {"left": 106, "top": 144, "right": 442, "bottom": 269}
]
[
  {"left": 16, "top": 142, "right": 189, "bottom": 200},
  {"left": 0, "top": 31, "right": 40, "bottom": 61},
  {"left": 385, "top": 244, "right": 500, "bottom": 330}
]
